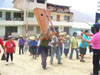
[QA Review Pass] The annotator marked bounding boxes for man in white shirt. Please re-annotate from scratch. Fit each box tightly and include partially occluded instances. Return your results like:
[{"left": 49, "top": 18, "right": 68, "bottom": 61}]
[{"left": 50, "top": 32, "right": 62, "bottom": 64}]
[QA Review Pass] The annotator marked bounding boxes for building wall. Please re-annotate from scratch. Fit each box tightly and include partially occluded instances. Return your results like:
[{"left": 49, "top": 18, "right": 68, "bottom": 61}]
[
  {"left": 13, "top": 0, "right": 24, "bottom": 9},
  {"left": 0, "top": 10, "right": 23, "bottom": 21},
  {"left": 47, "top": 4, "right": 70, "bottom": 13},
  {"left": 0, "top": 2, "right": 74, "bottom": 38},
  {"left": 0, "top": 10, "right": 6, "bottom": 20},
  {"left": 14, "top": 0, "right": 46, "bottom": 10},
  {"left": 28, "top": 2, "right": 46, "bottom": 10},
  {"left": 0, "top": 25, "right": 24, "bottom": 39},
  {"left": 0, "top": 26, "right": 5, "bottom": 38},
  {"left": 27, "top": 12, "right": 37, "bottom": 22},
  {"left": 51, "top": 12, "right": 73, "bottom": 22},
  {"left": 18, "top": 26, "right": 23, "bottom": 35}
]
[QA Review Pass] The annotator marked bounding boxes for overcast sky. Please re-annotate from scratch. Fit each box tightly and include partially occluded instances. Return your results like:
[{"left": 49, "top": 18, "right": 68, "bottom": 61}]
[
  {"left": 48, "top": 0, "right": 97, "bottom": 19},
  {"left": 0, "top": 0, "right": 13, "bottom": 8}
]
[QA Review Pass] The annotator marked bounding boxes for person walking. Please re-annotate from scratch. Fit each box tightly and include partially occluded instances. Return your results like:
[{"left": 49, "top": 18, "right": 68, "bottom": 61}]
[
  {"left": 28, "top": 36, "right": 38, "bottom": 59},
  {"left": 18, "top": 35, "right": 25, "bottom": 55},
  {"left": 50, "top": 32, "right": 62, "bottom": 65},
  {"left": 79, "top": 30, "right": 89, "bottom": 62},
  {"left": 5, "top": 36, "right": 16, "bottom": 65},
  {"left": 69, "top": 32, "right": 79, "bottom": 60},
  {"left": 38, "top": 30, "right": 56, "bottom": 70}
]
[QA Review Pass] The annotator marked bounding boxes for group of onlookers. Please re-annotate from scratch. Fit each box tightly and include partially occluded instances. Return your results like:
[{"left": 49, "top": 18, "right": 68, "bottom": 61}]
[
  {"left": 0, "top": 29, "right": 99, "bottom": 75},
  {"left": 18, "top": 35, "right": 40, "bottom": 59},
  {"left": 0, "top": 30, "right": 91, "bottom": 66},
  {"left": 1, "top": 23, "right": 100, "bottom": 75},
  {"left": 36, "top": 30, "right": 92, "bottom": 70}
]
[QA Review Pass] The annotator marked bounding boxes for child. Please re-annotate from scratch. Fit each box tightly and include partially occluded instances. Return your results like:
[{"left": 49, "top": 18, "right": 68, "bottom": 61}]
[{"left": 5, "top": 36, "right": 16, "bottom": 65}]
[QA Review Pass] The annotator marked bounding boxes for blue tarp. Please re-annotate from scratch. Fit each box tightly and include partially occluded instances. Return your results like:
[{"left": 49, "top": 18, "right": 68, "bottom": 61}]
[{"left": 95, "top": 12, "right": 100, "bottom": 24}]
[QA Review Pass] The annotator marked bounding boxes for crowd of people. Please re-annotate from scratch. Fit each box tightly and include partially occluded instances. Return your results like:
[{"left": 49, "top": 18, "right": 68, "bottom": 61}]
[
  {"left": 0, "top": 24, "right": 100, "bottom": 75},
  {"left": 0, "top": 31, "right": 92, "bottom": 66}
]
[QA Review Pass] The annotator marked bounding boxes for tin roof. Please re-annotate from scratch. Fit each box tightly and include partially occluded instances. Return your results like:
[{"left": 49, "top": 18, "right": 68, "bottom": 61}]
[{"left": 0, "top": 7, "right": 21, "bottom": 11}]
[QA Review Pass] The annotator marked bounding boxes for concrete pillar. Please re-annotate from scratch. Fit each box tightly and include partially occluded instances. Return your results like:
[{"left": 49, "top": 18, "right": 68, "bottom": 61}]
[
  {"left": 11, "top": 11, "right": 14, "bottom": 20},
  {"left": 34, "top": 0, "right": 37, "bottom": 3},
  {"left": 34, "top": 26, "right": 37, "bottom": 34},
  {"left": 2, "top": 11, "right": 5, "bottom": 20}
]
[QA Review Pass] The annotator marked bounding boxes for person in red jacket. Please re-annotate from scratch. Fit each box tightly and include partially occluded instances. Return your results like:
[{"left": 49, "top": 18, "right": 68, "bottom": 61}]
[
  {"left": 5, "top": 36, "right": 16, "bottom": 65},
  {"left": 0, "top": 38, "right": 5, "bottom": 54}
]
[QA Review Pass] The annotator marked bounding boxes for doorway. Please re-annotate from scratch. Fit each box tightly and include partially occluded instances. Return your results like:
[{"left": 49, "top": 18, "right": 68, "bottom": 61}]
[
  {"left": 5, "top": 26, "right": 18, "bottom": 35},
  {"left": 57, "top": 15, "right": 60, "bottom": 21},
  {"left": 64, "top": 27, "right": 69, "bottom": 34},
  {"left": 6, "top": 12, "right": 11, "bottom": 20}
]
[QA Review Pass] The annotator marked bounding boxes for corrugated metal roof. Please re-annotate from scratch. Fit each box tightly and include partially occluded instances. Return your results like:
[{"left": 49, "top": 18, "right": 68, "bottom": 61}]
[
  {"left": 49, "top": 21, "right": 71, "bottom": 27},
  {"left": 0, "top": 8, "right": 21, "bottom": 11},
  {"left": 47, "top": 3, "right": 71, "bottom": 8},
  {"left": 71, "top": 22, "right": 92, "bottom": 29},
  {"left": 49, "top": 21, "right": 92, "bottom": 29}
]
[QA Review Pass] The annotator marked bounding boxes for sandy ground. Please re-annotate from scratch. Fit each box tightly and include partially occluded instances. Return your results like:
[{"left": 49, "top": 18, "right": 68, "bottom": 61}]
[{"left": 0, "top": 41, "right": 95, "bottom": 75}]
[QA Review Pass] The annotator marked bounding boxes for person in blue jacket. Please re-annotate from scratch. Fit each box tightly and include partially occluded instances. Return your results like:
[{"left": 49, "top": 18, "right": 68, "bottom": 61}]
[{"left": 28, "top": 36, "right": 38, "bottom": 59}]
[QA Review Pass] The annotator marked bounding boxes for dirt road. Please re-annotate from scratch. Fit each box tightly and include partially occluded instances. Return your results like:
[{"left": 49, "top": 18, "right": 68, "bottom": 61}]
[{"left": 0, "top": 41, "right": 93, "bottom": 75}]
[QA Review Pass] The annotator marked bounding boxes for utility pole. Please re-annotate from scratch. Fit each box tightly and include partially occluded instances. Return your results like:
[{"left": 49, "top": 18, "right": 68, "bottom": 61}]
[{"left": 24, "top": 0, "right": 29, "bottom": 37}]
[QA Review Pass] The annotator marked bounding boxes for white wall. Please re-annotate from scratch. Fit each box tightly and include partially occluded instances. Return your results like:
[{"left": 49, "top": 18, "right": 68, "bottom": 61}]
[
  {"left": 18, "top": 26, "right": 23, "bottom": 35},
  {"left": 0, "top": 26, "right": 5, "bottom": 39}
]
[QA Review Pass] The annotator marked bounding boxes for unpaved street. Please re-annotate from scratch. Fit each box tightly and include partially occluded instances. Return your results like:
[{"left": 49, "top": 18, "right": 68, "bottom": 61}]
[{"left": 0, "top": 41, "right": 93, "bottom": 75}]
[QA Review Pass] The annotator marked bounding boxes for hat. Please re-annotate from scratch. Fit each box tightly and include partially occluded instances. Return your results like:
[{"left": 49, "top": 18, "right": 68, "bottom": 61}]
[
  {"left": 29, "top": 37, "right": 31, "bottom": 39},
  {"left": 31, "top": 36, "right": 35, "bottom": 40},
  {"left": 8, "top": 35, "right": 12, "bottom": 39},
  {"left": 65, "top": 35, "right": 70, "bottom": 38},
  {"left": 20, "top": 35, "right": 23, "bottom": 37},
  {"left": 67, "top": 35, "right": 70, "bottom": 38},
  {"left": 37, "top": 36, "right": 39, "bottom": 38},
  {"left": 59, "top": 33, "right": 65, "bottom": 35}
]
